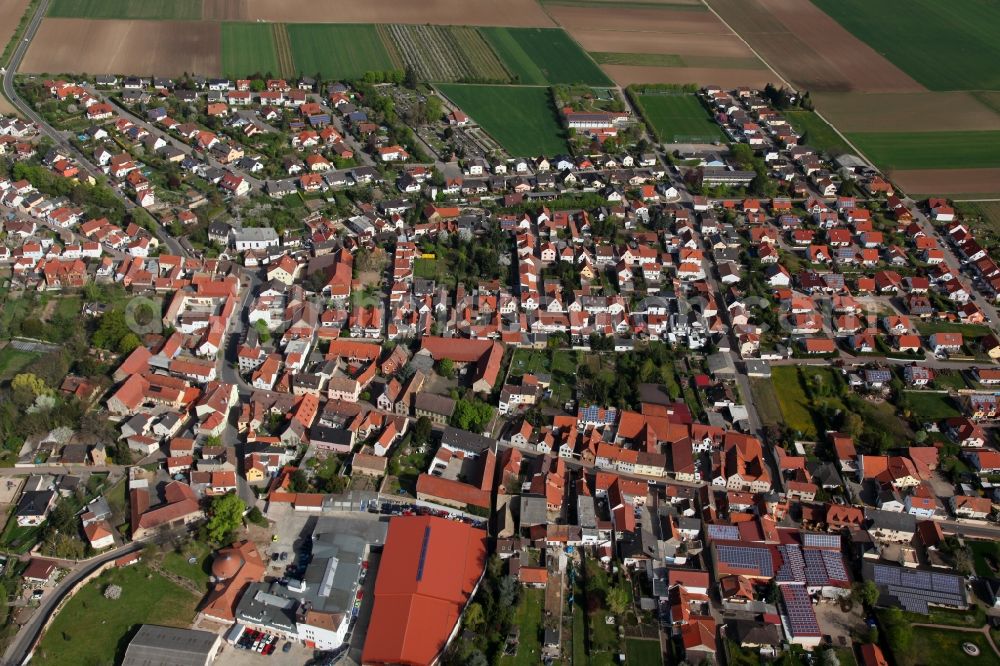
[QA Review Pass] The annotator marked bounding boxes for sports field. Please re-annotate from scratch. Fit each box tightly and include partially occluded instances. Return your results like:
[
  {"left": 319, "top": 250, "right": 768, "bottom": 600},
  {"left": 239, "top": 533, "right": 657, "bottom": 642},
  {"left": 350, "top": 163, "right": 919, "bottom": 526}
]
[
  {"left": 812, "top": 0, "right": 1000, "bottom": 90},
  {"left": 632, "top": 92, "right": 725, "bottom": 143},
  {"left": 221, "top": 23, "right": 280, "bottom": 78},
  {"left": 437, "top": 84, "right": 568, "bottom": 156},
  {"left": 482, "top": 27, "right": 611, "bottom": 86},
  {"left": 848, "top": 131, "right": 1000, "bottom": 170},
  {"left": 286, "top": 24, "right": 398, "bottom": 80},
  {"left": 47, "top": 0, "right": 202, "bottom": 19}
]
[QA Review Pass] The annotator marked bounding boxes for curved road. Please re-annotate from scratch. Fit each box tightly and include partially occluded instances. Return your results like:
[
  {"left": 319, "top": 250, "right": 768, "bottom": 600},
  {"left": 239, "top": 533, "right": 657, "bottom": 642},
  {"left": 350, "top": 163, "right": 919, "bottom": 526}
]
[{"left": 2, "top": 541, "right": 144, "bottom": 666}]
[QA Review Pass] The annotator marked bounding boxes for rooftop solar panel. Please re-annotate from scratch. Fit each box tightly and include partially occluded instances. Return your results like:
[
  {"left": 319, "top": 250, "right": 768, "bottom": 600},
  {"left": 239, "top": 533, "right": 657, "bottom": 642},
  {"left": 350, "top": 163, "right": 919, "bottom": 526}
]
[
  {"left": 717, "top": 544, "right": 774, "bottom": 577},
  {"left": 706, "top": 524, "right": 740, "bottom": 541},
  {"left": 802, "top": 532, "right": 840, "bottom": 549},
  {"left": 780, "top": 584, "right": 821, "bottom": 636}
]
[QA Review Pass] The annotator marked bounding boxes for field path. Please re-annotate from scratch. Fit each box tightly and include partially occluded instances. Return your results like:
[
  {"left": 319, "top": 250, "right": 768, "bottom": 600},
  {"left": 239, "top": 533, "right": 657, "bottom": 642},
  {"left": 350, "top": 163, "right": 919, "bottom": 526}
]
[{"left": 271, "top": 22, "right": 294, "bottom": 79}]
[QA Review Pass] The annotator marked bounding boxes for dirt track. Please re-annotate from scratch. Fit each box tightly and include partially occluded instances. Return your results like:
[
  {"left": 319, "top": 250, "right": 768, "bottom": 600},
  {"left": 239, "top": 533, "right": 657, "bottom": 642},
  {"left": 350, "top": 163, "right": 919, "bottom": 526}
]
[
  {"left": 813, "top": 92, "right": 1000, "bottom": 132},
  {"left": 891, "top": 169, "right": 1000, "bottom": 196},
  {"left": 243, "top": 0, "right": 555, "bottom": 25},
  {"left": 704, "top": 0, "right": 924, "bottom": 92},
  {"left": 22, "top": 19, "right": 221, "bottom": 77},
  {"left": 603, "top": 64, "right": 773, "bottom": 88}
]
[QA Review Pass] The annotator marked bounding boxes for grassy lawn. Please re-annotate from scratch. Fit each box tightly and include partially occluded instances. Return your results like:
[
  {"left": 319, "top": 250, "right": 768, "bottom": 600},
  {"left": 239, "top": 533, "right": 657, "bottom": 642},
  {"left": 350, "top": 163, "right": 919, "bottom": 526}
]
[
  {"left": 32, "top": 564, "right": 200, "bottom": 666},
  {"left": 749, "top": 377, "right": 782, "bottom": 428},
  {"left": 857, "top": 399, "right": 912, "bottom": 443},
  {"left": 53, "top": 295, "right": 82, "bottom": 321},
  {"left": 811, "top": 0, "right": 1000, "bottom": 90},
  {"left": 932, "top": 370, "right": 969, "bottom": 391},
  {"left": 903, "top": 391, "right": 961, "bottom": 420},
  {"left": 625, "top": 638, "right": 662, "bottom": 665},
  {"left": 437, "top": 84, "right": 568, "bottom": 156},
  {"left": 633, "top": 93, "right": 726, "bottom": 143},
  {"left": 916, "top": 320, "right": 993, "bottom": 339},
  {"left": 509, "top": 348, "right": 578, "bottom": 403},
  {"left": 160, "top": 540, "right": 213, "bottom": 591},
  {"left": 785, "top": 109, "right": 854, "bottom": 157},
  {"left": 221, "top": 23, "right": 280, "bottom": 78},
  {"left": 970, "top": 540, "right": 1000, "bottom": 578},
  {"left": 47, "top": 0, "right": 201, "bottom": 19},
  {"left": 0, "top": 346, "right": 41, "bottom": 380},
  {"left": 771, "top": 366, "right": 822, "bottom": 438},
  {"left": 0, "top": 511, "right": 42, "bottom": 554},
  {"left": 889, "top": 626, "right": 994, "bottom": 666},
  {"left": 500, "top": 588, "right": 544, "bottom": 666},
  {"left": 287, "top": 24, "right": 397, "bottom": 80},
  {"left": 848, "top": 130, "right": 1000, "bottom": 170},
  {"left": 413, "top": 258, "right": 438, "bottom": 280},
  {"left": 481, "top": 27, "right": 611, "bottom": 86}
]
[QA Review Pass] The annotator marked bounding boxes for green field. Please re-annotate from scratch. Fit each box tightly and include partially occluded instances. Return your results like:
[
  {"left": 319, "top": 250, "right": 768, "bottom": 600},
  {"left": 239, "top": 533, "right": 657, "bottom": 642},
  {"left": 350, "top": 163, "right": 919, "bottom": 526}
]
[
  {"left": 378, "top": 24, "right": 511, "bottom": 83},
  {"left": 47, "top": 0, "right": 202, "bottom": 19},
  {"left": 848, "top": 131, "right": 1000, "bottom": 170},
  {"left": 625, "top": 638, "right": 662, "bottom": 666},
  {"left": 32, "top": 564, "right": 200, "bottom": 666},
  {"left": 812, "top": 0, "right": 1000, "bottom": 91},
  {"left": 592, "top": 52, "right": 763, "bottom": 70},
  {"left": 499, "top": 588, "right": 544, "bottom": 666},
  {"left": 915, "top": 320, "right": 992, "bottom": 339},
  {"left": 221, "top": 23, "right": 280, "bottom": 78},
  {"left": 286, "top": 24, "right": 398, "bottom": 80},
  {"left": 749, "top": 377, "right": 783, "bottom": 428},
  {"left": 904, "top": 391, "right": 961, "bottom": 421},
  {"left": 633, "top": 92, "right": 725, "bottom": 143},
  {"left": 888, "top": 626, "right": 994, "bottom": 666},
  {"left": 0, "top": 345, "right": 41, "bottom": 380},
  {"left": 785, "top": 110, "right": 854, "bottom": 157},
  {"left": 437, "top": 84, "right": 569, "bottom": 156},
  {"left": 482, "top": 27, "right": 611, "bottom": 86}
]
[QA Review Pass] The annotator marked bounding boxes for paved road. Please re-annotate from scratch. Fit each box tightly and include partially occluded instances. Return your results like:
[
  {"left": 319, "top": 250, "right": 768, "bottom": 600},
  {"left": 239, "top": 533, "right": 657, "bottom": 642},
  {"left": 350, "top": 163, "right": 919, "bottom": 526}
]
[
  {"left": 0, "top": 465, "right": 125, "bottom": 476},
  {"left": 2, "top": 541, "right": 144, "bottom": 666}
]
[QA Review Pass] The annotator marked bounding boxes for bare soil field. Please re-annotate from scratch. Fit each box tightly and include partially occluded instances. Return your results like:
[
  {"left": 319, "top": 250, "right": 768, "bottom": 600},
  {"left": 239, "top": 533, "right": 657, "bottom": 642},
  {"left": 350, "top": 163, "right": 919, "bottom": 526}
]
[
  {"left": 204, "top": 0, "right": 248, "bottom": 20},
  {"left": 547, "top": 5, "right": 730, "bottom": 33},
  {"left": 0, "top": 0, "right": 30, "bottom": 48},
  {"left": 243, "top": 0, "right": 555, "bottom": 26},
  {"left": 813, "top": 92, "right": 1000, "bottom": 132},
  {"left": 705, "top": 0, "right": 923, "bottom": 93},
  {"left": 603, "top": 64, "right": 773, "bottom": 88},
  {"left": 22, "top": 19, "right": 221, "bottom": 76},
  {"left": 572, "top": 28, "right": 754, "bottom": 58},
  {"left": 892, "top": 168, "right": 1000, "bottom": 196}
]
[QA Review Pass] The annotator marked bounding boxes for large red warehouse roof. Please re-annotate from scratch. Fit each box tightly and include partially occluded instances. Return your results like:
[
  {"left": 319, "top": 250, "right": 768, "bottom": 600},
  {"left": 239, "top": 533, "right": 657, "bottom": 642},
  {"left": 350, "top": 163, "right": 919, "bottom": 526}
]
[{"left": 362, "top": 515, "right": 487, "bottom": 666}]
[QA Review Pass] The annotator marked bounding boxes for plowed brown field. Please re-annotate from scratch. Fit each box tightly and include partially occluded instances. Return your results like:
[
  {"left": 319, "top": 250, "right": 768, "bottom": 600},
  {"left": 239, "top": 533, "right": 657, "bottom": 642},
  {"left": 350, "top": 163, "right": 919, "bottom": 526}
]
[
  {"left": 547, "top": 5, "right": 730, "bottom": 33},
  {"left": 204, "top": 0, "right": 248, "bottom": 20},
  {"left": 813, "top": 92, "right": 1000, "bottom": 132},
  {"left": 244, "top": 0, "right": 555, "bottom": 26},
  {"left": 572, "top": 29, "right": 754, "bottom": 58},
  {"left": 22, "top": 19, "right": 220, "bottom": 76},
  {"left": 704, "top": 0, "right": 923, "bottom": 92},
  {"left": 891, "top": 169, "right": 1000, "bottom": 196},
  {"left": 604, "top": 64, "right": 772, "bottom": 88}
]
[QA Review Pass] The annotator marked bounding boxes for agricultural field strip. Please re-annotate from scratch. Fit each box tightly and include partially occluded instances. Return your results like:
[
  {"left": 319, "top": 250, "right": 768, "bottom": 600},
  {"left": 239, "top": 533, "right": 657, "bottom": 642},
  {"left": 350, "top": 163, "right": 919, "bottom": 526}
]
[
  {"left": 847, "top": 130, "right": 1000, "bottom": 171},
  {"left": 381, "top": 24, "right": 510, "bottom": 83}
]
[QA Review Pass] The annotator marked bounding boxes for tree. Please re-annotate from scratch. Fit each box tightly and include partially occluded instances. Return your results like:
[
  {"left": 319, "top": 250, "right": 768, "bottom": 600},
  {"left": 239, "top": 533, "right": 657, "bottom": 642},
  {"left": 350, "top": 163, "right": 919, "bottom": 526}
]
[
  {"left": 11, "top": 373, "right": 49, "bottom": 399},
  {"left": 606, "top": 585, "right": 630, "bottom": 615},
  {"left": 451, "top": 399, "right": 494, "bottom": 434},
  {"left": 842, "top": 411, "right": 864, "bottom": 438},
  {"left": 437, "top": 358, "right": 454, "bottom": 379},
  {"left": 246, "top": 506, "right": 268, "bottom": 527},
  {"left": 464, "top": 602, "right": 485, "bottom": 631},
  {"left": 204, "top": 493, "right": 245, "bottom": 544},
  {"left": 852, "top": 580, "right": 879, "bottom": 607},
  {"left": 412, "top": 416, "right": 432, "bottom": 447},
  {"left": 821, "top": 649, "right": 841, "bottom": 666}
]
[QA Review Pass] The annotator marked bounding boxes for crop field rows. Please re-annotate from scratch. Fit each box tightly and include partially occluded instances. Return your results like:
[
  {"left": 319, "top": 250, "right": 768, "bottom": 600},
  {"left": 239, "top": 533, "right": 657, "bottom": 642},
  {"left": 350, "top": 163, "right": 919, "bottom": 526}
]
[
  {"left": 272, "top": 23, "right": 295, "bottom": 79},
  {"left": 380, "top": 24, "right": 511, "bottom": 83}
]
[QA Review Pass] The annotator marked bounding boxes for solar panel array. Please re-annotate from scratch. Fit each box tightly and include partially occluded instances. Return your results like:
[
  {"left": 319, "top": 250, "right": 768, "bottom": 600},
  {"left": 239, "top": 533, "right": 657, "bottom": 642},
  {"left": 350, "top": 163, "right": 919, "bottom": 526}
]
[
  {"left": 777, "top": 545, "right": 806, "bottom": 583},
  {"left": 802, "top": 549, "right": 849, "bottom": 586},
  {"left": 802, "top": 532, "right": 840, "bottom": 549},
  {"left": 717, "top": 544, "right": 774, "bottom": 577},
  {"left": 871, "top": 564, "right": 965, "bottom": 615},
  {"left": 780, "top": 584, "right": 821, "bottom": 637},
  {"left": 578, "top": 405, "right": 617, "bottom": 425},
  {"left": 415, "top": 526, "right": 432, "bottom": 582},
  {"left": 706, "top": 524, "right": 740, "bottom": 541}
]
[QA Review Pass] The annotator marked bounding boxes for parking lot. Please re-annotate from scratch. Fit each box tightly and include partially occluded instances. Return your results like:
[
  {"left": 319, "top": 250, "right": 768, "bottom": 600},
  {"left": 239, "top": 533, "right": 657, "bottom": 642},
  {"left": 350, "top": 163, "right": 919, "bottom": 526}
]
[{"left": 214, "top": 633, "right": 315, "bottom": 666}]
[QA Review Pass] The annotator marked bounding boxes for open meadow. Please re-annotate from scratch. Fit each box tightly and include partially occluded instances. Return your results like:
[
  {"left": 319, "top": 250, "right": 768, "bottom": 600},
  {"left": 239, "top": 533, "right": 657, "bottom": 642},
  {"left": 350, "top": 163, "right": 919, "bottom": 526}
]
[
  {"left": 286, "top": 24, "right": 397, "bottom": 80},
  {"left": 220, "top": 22, "right": 280, "bottom": 78},
  {"left": 631, "top": 92, "right": 725, "bottom": 143},
  {"left": 812, "top": 0, "right": 1000, "bottom": 91},
  {"left": 481, "top": 27, "right": 611, "bottom": 86},
  {"left": 436, "top": 84, "right": 569, "bottom": 156},
  {"left": 47, "top": 0, "right": 202, "bottom": 19},
  {"left": 848, "top": 131, "right": 1000, "bottom": 171}
]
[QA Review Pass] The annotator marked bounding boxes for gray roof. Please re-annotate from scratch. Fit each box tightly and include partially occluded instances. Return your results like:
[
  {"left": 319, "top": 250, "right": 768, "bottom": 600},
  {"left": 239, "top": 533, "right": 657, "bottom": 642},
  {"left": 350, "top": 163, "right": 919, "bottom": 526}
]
[
  {"left": 414, "top": 392, "right": 456, "bottom": 417},
  {"left": 865, "top": 508, "right": 916, "bottom": 534},
  {"left": 441, "top": 427, "right": 494, "bottom": 456},
  {"left": 233, "top": 226, "right": 278, "bottom": 242},
  {"left": 122, "top": 625, "right": 219, "bottom": 666}
]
